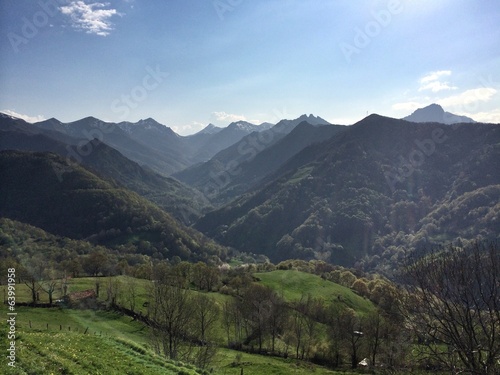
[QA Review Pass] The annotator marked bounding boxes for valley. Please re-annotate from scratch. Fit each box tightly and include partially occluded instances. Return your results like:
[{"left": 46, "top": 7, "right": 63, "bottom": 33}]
[{"left": 1, "top": 107, "right": 499, "bottom": 374}]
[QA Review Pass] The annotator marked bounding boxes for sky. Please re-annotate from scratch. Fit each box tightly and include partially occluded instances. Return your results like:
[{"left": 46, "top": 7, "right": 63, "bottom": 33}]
[{"left": 0, "top": 0, "right": 499, "bottom": 135}]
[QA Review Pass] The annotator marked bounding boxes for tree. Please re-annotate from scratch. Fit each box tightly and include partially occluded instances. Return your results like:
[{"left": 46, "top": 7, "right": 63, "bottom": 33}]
[
  {"left": 82, "top": 250, "right": 109, "bottom": 276},
  {"left": 222, "top": 299, "right": 244, "bottom": 346},
  {"left": 149, "top": 281, "right": 193, "bottom": 360},
  {"left": 268, "top": 291, "right": 287, "bottom": 353},
  {"left": 124, "top": 275, "right": 137, "bottom": 312},
  {"left": 40, "top": 267, "right": 60, "bottom": 305},
  {"left": 192, "top": 294, "right": 219, "bottom": 343},
  {"left": 363, "top": 309, "right": 384, "bottom": 367},
  {"left": 106, "top": 277, "right": 120, "bottom": 306},
  {"left": 295, "top": 294, "right": 320, "bottom": 360},
  {"left": 339, "top": 308, "right": 364, "bottom": 369},
  {"left": 290, "top": 308, "right": 306, "bottom": 359},
  {"left": 401, "top": 241, "right": 500, "bottom": 374},
  {"left": 19, "top": 255, "right": 44, "bottom": 305},
  {"left": 188, "top": 294, "right": 220, "bottom": 369},
  {"left": 239, "top": 284, "right": 274, "bottom": 352}
]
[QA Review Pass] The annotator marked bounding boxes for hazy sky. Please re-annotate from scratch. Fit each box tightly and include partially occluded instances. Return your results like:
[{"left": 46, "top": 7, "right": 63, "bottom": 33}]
[{"left": 1, "top": 0, "right": 499, "bottom": 134}]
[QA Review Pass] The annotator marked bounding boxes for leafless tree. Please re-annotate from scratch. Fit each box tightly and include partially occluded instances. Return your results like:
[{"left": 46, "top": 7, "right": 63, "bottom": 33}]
[
  {"left": 149, "top": 281, "right": 193, "bottom": 360},
  {"left": 124, "top": 275, "right": 137, "bottom": 312},
  {"left": 192, "top": 294, "right": 220, "bottom": 343},
  {"left": 239, "top": 284, "right": 273, "bottom": 352},
  {"left": 40, "top": 267, "right": 60, "bottom": 305},
  {"left": 401, "top": 241, "right": 500, "bottom": 374},
  {"left": 19, "top": 255, "right": 44, "bottom": 304}
]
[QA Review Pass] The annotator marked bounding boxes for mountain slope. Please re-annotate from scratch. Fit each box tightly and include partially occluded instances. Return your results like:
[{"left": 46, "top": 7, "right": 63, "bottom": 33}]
[
  {"left": 175, "top": 120, "right": 343, "bottom": 205},
  {"left": 195, "top": 115, "right": 500, "bottom": 268},
  {"left": 187, "top": 120, "right": 271, "bottom": 163},
  {"left": 0, "top": 150, "right": 225, "bottom": 261},
  {"left": 77, "top": 139, "right": 212, "bottom": 225},
  {"left": 35, "top": 116, "right": 187, "bottom": 175},
  {"left": 0, "top": 116, "right": 211, "bottom": 224}
]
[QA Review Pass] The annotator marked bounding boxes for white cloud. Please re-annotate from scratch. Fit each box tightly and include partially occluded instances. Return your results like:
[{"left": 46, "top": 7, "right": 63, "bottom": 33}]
[
  {"left": 392, "top": 70, "right": 500, "bottom": 122},
  {"left": 1, "top": 110, "right": 46, "bottom": 123},
  {"left": 467, "top": 109, "right": 500, "bottom": 124},
  {"left": 419, "top": 81, "right": 457, "bottom": 93},
  {"left": 60, "top": 1, "right": 120, "bottom": 36},
  {"left": 438, "top": 88, "right": 497, "bottom": 107},
  {"left": 420, "top": 70, "right": 452, "bottom": 84},
  {"left": 210, "top": 111, "right": 247, "bottom": 124},
  {"left": 419, "top": 70, "right": 457, "bottom": 92}
]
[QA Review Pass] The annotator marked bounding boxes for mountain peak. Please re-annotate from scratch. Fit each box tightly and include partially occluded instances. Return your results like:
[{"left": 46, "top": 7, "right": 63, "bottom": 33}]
[
  {"left": 197, "top": 123, "right": 222, "bottom": 135},
  {"left": 0, "top": 112, "right": 20, "bottom": 121},
  {"left": 296, "top": 114, "right": 330, "bottom": 126},
  {"left": 403, "top": 103, "right": 475, "bottom": 124},
  {"left": 227, "top": 121, "right": 258, "bottom": 132}
]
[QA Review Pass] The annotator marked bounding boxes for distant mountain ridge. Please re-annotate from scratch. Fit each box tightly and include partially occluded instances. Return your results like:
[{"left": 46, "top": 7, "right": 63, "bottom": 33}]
[
  {"left": 403, "top": 103, "right": 476, "bottom": 124},
  {"left": 0, "top": 116, "right": 211, "bottom": 224},
  {"left": 174, "top": 121, "right": 344, "bottom": 204},
  {"left": 2, "top": 110, "right": 499, "bottom": 273},
  {"left": 195, "top": 115, "right": 500, "bottom": 270},
  {"left": 2, "top": 113, "right": 318, "bottom": 175}
]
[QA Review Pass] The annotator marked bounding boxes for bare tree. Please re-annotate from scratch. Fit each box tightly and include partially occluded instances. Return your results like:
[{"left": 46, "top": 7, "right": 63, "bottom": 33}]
[
  {"left": 192, "top": 294, "right": 220, "bottom": 343},
  {"left": 40, "top": 267, "right": 60, "bottom": 305},
  {"left": 339, "top": 308, "right": 363, "bottom": 369},
  {"left": 363, "top": 309, "right": 384, "bottom": 367},
  {"left": 149, "top": 281, "right": 193, "bottom": 360},
  {"left": 268, "top": 291, "right": 287, "bottom": 353},
  {"left": 239, "top": 284, "right": 273, "bottom": 352},
  {"left": 124, "top": 275, "right": 137, "bottom": 312},
  {"left": 401, "top": 241, "right": 500, "bottom": 374},
  {"left": 289, "top": 308, "right": 307, "bottom": 359},
  {"left": 19, "top": 255, "right": 44, "bottom": 305},
  {"left": 106, "top": 277, "right": 120, "bottom": 306}
]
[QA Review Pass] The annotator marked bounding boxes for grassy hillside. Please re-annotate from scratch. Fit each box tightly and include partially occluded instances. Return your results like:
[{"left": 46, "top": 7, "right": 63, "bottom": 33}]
[
  {"left": 1, "top": 305, "right": 344, "bottom": 375},
  {"left": 254, "top": 270, "right": 374, "bottom": 315},
  {"left": 1, "top": 326, "right": 204, "bottom": 375}
]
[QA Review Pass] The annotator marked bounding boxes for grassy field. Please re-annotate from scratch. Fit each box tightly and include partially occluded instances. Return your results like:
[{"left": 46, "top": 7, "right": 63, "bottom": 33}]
[
  {"left": 2, "top": 330, "right": 204, "bottom": 375},
  {"left": 254, "top": 270, "right": 375, "bottom": 314},
  {"left": 214, "top": 348, "right": 341, "bottom": 375},
  {"left": 1, "top": 271, "right": 376, "bottom": 374},
  {"left": 1, "top": 305, "right": 346, "bottom": 375}
]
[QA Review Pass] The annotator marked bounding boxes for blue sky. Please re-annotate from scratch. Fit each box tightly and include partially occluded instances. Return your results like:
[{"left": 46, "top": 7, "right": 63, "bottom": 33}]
[{"left": 1, "top": 0, "right": 499, "bottom": 134}]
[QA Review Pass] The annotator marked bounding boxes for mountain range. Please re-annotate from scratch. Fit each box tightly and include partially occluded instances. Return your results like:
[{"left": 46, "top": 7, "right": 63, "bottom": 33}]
[{"left": 1, "top": 106, "right": 498, "bottom": 272}]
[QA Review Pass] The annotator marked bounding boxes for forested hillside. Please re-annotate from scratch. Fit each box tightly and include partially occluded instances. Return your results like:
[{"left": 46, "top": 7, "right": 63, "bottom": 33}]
[
  {"left": 0, "top": 151, "right": 226, "bottom": 262},
  {"left": 195, "top": 115, "right": 500, "bottom": 271}
]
